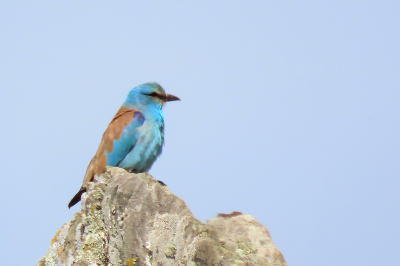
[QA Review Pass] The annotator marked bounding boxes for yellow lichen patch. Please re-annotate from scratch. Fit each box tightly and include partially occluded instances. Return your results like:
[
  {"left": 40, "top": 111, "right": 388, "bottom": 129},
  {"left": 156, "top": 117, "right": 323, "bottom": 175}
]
[
  {"left": 125, "top": 257, "right": 138, "bottom": 266},
  {"left": 51, "top": 226, "right": 63, "bottom": 245},
  {"left": 236, "top": 242, "right": 258, "bottom": 258},
  {"left": 91, "top": 204, "right": 96, "bottom": 215}
]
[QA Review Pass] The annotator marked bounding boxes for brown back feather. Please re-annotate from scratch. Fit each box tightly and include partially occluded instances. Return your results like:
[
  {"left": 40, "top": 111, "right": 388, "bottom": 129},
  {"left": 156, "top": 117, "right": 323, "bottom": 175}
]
[{"left": 81, "top": 106, "right": 137, "bottom": 187}]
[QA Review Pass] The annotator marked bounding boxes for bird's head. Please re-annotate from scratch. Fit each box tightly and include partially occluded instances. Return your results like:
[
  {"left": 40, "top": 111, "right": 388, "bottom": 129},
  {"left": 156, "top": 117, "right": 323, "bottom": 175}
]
[{"left": 124, "top": 82, "right": 180, "bottom": 110}]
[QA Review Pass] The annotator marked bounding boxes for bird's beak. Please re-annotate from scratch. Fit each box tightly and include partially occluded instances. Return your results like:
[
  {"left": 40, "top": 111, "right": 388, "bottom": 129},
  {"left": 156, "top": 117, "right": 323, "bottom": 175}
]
[{"left": 163, "top": 94, "right": 180, "bottom": 102}]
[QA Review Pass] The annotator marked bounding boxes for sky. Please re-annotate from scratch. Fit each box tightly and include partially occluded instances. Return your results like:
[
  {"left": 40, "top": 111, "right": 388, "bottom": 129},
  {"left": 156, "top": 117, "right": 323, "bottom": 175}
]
[{"left": 0, "top": 1, "right": 399, "bottom": 265}]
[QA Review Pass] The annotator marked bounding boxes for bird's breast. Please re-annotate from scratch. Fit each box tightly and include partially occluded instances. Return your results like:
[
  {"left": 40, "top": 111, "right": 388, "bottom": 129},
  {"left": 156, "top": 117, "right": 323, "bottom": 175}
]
[
  {"left": 118, "top": 120, "right": 164, "bottom": 172},
  {"left": 139, "top": 121, "right": 164, "bottom": 153}
]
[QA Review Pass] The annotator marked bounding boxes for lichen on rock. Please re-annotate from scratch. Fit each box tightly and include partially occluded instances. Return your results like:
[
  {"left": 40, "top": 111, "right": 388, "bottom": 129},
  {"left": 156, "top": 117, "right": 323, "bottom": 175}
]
[{"left": 38, "top": 167, "right": 287, "bottom": 266}]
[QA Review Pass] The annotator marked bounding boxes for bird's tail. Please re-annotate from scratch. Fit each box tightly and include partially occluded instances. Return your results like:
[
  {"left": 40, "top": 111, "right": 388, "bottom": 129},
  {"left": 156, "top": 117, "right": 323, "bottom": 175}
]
[{"left": 68, "top": 187, "right": 87, "bottom": 208}]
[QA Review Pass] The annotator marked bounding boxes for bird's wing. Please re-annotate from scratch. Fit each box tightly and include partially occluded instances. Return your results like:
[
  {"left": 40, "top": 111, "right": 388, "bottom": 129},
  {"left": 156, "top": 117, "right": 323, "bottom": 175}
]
[{"left": 81, "top": 106, "right": 144, "bottom": 187}]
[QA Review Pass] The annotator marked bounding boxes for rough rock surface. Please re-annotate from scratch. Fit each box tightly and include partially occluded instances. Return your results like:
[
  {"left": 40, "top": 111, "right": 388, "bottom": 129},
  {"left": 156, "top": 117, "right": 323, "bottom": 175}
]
[{"left": 37, "top": 167, "right": 286, "bottom": 266}]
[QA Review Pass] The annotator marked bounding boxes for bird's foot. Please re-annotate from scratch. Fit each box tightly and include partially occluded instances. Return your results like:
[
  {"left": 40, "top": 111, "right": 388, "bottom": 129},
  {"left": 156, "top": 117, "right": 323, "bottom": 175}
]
[{"left": 157, "top": 180, "right": 167, "bottom": 186}]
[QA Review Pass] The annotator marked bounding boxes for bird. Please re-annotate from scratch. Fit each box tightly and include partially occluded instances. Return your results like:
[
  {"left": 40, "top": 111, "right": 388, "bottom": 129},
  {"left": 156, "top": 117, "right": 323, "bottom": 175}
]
[{"left": 68, "top": 82, "right": 180, "bottom": 208}]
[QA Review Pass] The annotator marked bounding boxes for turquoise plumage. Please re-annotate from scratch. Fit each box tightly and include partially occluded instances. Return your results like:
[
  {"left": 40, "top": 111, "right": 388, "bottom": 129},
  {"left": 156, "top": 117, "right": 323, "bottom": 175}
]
[{"left": 68, "top": 82, "right": 180, "bottom": 208}]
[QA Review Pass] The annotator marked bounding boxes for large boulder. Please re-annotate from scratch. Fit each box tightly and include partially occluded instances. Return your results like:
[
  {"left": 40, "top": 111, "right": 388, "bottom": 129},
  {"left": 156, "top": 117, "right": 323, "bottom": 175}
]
[{"left": 37, "top": 167, "right": 286, "bottom": 266}]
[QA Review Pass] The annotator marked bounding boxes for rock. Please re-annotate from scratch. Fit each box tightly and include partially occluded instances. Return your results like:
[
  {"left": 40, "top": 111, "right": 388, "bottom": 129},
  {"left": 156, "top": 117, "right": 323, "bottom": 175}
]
[{"left": 38, "top": 167, "right": 287, "bottom": 266}]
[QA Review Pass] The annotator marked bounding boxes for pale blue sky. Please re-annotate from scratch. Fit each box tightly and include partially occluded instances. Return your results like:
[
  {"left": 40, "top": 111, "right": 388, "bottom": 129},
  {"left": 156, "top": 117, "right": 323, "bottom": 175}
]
[{"left": 0, "top": 1, "right": 399, "bottom": 265}]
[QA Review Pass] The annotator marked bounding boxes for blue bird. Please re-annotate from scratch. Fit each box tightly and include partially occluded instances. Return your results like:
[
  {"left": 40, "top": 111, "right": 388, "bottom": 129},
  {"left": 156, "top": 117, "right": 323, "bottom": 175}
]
[{"left": 68, "top": 82, "right": 180, "bottom": 208}]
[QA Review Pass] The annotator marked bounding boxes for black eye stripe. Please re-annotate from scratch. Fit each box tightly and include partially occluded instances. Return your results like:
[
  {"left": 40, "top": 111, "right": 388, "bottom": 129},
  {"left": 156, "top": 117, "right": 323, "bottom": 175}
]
[
  {"left": 142, "top": 92, "right": 165, "bottom": 99},
  {"left": 148, "top": 92, "right": 160, "bottom": 97}
]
